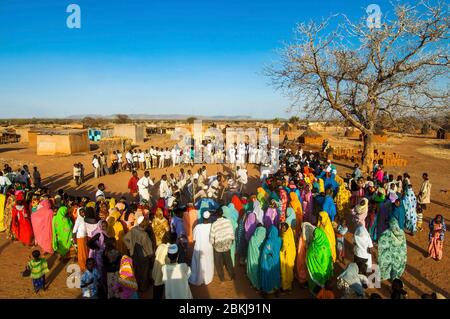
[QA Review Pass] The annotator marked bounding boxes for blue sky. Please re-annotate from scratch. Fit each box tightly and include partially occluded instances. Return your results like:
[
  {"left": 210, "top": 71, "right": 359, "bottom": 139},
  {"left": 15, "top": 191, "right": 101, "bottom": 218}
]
[{"left": 0, "top": 0, "right": 392, "bottom": 119}]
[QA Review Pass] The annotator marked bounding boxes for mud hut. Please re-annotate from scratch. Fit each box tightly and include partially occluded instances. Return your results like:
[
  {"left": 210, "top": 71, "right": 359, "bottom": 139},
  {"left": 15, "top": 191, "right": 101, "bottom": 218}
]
[
  {"left": 359, "top": 130, "right": 388, "bottom": 143},
  {"left": 0, "top": 129, "right": 20, "bottom": 144},
  {"left": 436, "top": 124, "right": 450, "bottom": 140},
  {"left": 344, "top": 127, "right": 360, "bottom": 138},
  {"left": 298, "top": 128, "right": 323, "bottom": 145},
  {"left": 36, "top": 130, "right": 89, "bottom": 155},
  {"left": 113, "top": 124, "right": 145, "bottom": 144}
]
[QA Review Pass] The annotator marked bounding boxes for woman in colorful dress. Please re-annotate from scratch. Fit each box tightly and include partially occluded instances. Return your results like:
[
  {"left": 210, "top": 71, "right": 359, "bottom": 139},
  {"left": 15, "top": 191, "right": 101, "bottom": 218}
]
[
  {"left": 151, "top": 208, "right": 170, "bottom": 247},
  {"left": 259, "top": 225, "right": 282, "bottom": 295},
  {"left": 279, "top": 222, "right": 296, "bottom": 292},
  {"left": 378, "top": 218, "right": 407, "bottom": 281},
  {"left": 428, "top": 214, "right": 446, "bottom": 261},
  {"left": 403, "top": 185, "right": 417, "bottom": 234},
  {"left": 11, "top": 192, "right": 33, "bottom": 246},
  {"left": 317, "top": 211, "right": 336, "bottom": 263},
  {"left": 306, "top": 227, "right": 333, "bottom": 294},
  {"left": 246, "top": 225, "right": 266, "bottom": 290},
  {"left": 52, "top": 206, "right": 73, "bottom": 258},
  {"left": 296, "top": 222, "right": 315, "bottom": 287},
  {"left": 3, "top": 194, "right": 15, "bottom": 239},
  {"left": 301, "top": 183, "right": 313, "bottom": 223}
]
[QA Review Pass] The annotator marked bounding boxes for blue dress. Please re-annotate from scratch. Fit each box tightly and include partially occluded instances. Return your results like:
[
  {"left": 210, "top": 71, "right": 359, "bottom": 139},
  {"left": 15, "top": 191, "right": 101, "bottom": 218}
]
[
  {"left": 390, "top": 204, "right": 406, "bottom": 230},
  {"left": 259, "top": 225, "right": 282, "bottom": 293},
  {"left": 322, "top": 195, "right": 337, "bottom": 221}
]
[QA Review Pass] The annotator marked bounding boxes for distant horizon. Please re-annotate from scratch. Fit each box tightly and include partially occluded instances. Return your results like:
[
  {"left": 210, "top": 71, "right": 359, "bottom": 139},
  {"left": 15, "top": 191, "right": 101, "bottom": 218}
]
[{"left": 0, "top": 113, "right": 289, "bottom": 121}]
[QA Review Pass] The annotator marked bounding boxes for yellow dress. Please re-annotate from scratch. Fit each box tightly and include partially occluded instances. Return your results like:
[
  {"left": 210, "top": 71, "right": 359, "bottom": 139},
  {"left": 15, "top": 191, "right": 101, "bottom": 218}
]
[
  {"left": 318, "top": 178, "right": 325, "bottom": 193},
  {"left": 317, "top": 211, "right": 336, "bottom": 262},
  {"left": 289, "top": 192, "right": 303, "bottom": 235},
  {"left": 107, "top": 210, "right": 126, "bottom": 254},
  {"left": 0, "top": 194, "right": 6, "bottom": 232},
  {"left": 280, "top": 226, "right": 296, "bottom": 290},
  {"left": 109, "top": 197, "right": 116, "bottom": 210},
  {"left": 335, "top": 183, "right": 351, "bottom": 219}
]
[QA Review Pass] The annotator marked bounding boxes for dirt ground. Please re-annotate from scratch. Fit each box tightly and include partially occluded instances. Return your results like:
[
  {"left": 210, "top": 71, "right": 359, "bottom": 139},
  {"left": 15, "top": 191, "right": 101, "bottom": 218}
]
[{"left": 0, "top": 131, "right": 449, "bottom": 299}]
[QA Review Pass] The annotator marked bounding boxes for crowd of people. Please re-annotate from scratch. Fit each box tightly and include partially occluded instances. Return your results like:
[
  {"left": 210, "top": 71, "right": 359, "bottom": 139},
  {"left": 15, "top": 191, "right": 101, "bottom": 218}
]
[
  {"left": 86, "top": 141, "right": 277, "bottom": 181},
  {"left": 0, "top": 143, "right": 447, "bottom": 299}
]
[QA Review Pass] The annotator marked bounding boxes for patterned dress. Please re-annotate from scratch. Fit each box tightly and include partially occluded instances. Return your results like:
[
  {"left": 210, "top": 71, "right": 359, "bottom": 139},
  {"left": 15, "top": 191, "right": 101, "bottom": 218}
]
[
  {"left": 378, "top": 219, "right": 407, "bottom": 281},
  {"left": 403, "top": 189, "right": 417, "bottom": 233}
]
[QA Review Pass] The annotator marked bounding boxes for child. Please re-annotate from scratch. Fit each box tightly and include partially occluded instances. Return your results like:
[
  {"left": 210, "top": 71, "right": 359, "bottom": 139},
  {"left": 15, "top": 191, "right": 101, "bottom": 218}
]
[
  {"left": 80, "top": 258, "right": 100, "bottom": 299},
  {"left": 316, "top": 280, "right": 335, "bottom": 299},
  {"left": 113, "top": 255, "right": 139, "bottom": 299},
  {"left": 336, "top": 217, "right": 348, "bottom": 263},
  {"left": 25, "top": 250, "right": 49, "bottom": 293},
  {"left": 103, "top": 238, "right": 122, "bottom": 299},
  {"left": 162, "top": 244, "right": 193, "bottom": 299},
  {"left": 391, "top": 278, "right": 408, "bottom": 299}
]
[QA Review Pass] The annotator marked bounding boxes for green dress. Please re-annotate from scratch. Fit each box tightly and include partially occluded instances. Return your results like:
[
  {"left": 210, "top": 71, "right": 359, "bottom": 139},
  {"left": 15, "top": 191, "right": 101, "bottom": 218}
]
[
  {"left": 306, "top": 228, "right": 333, "bottom": 291},
  {"left": 223, "top": 205, "right": 238, "bottom": 266},
  {"left": 378, "top": 218, "right": 407, "bottom": 281},
  {"left": 52, "top": 206, "right": 73, "bottom": 256},
  {"left": 246, "top": 226, "right": 267, "bottom": 290}
]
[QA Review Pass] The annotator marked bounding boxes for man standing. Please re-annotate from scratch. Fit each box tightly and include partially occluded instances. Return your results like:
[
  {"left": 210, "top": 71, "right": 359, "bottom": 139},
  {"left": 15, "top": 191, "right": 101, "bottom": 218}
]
[
  {"left": 137, "top": 171, "right": 154, "bottom": 203},
  {"left": 123, "top": 216, "right": 154, "bottom": 292},
  {"left": 209, "top": 207, "right": 235, "bottom": 283},
  {"left": 159, "top": 174, "right": 172, "bottom": 208},
  {"left": 162, "top": 244, "right": 193, "bottom": 299},
  {"left": 116, "top": 149, "right": 123, "bottom": 172},
  {"left": 92, "top": 155, "right": 100, "bottom": 179},
  {"left": 32, "top": 166, "right": 41, "bottom": 188},
  {"left": 99, "top": 152, "right": 109, "bottom": 176},
  {"left": 128, "top": 171, "right": 139, "bottom": 199},
  {"left": 189, "top": 211, "right": 214, "bottom": 286},
  {"left": 125, "top": 150, "right": 133, "bottom": 171},
  {"left": 417, "top": 173, "right": 432, "bottom": 232},
  {"left": 236, "top": 166, "right": 248, "bottom": 194},
  {"left": 158, "top": 148, "right": 165, "bottom": 169}
]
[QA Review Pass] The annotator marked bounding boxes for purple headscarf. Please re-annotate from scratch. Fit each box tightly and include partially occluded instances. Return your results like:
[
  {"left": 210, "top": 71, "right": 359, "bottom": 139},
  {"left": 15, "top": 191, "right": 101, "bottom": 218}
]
[
  {"left": 244, "top": 212, "right": 257, "bottom": 242},
  {"left": 263, "top": 207, "right": 279, "bottom": 229}
]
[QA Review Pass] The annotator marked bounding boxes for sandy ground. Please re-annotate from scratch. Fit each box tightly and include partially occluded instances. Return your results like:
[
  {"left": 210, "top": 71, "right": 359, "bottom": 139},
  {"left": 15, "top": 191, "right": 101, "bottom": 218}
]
[{"left": 0, "top": 132, "right": 449, "bottom": 299}]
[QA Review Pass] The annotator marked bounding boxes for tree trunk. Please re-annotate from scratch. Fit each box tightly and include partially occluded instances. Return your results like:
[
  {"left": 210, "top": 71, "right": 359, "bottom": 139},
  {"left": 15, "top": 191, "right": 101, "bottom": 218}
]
[{"left": 361, "top": 132, "right": 374, "bottom": 174}]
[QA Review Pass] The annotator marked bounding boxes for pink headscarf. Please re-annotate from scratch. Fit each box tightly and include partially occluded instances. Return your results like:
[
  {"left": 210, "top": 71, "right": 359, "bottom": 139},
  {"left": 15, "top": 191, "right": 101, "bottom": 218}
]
[{"left": 31, "top": 200, "right": 54, "bottom": 254}]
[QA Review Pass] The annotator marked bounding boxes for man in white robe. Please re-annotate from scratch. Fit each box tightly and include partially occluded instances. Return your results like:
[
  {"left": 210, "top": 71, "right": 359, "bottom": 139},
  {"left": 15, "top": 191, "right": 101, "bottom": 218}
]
[
  {"left": 189, "top": 211, "right": 215, "bottom": 286},
  {"left": 137, "top": 171, "right": 154, "bottom": 202}
]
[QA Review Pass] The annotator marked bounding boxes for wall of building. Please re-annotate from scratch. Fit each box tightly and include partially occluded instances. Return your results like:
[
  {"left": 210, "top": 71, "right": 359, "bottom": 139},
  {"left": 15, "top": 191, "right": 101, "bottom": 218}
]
[
  {"left": 113, "top": 124, "right": 145, "bottom": 143},
  {"left": 37, "top": 135, "right": 71, "bottom": 155},
  {"left": 28, "top": 131, "right": 39, "bottom": 147},
  {"left": 36, "top": 132, "right": 89, "bottom": 155},
  {"left": 69, "top": 132, "right": 90, "bottom": 153}
]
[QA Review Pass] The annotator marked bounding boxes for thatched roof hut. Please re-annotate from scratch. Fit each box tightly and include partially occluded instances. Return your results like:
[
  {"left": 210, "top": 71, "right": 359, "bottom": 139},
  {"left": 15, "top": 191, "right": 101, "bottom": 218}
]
[
  {"left": 298, "top": 128, "right": 323, "bottom": 144},
  {"left": 437, "top": 123, "right": 450, "bottom": 139}
]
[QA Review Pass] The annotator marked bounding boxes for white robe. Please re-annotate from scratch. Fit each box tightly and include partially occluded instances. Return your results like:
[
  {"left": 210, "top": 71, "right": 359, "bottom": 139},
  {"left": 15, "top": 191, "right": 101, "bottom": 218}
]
[{"left": 189, "top": 223, "right": 214, "bottom": 286}]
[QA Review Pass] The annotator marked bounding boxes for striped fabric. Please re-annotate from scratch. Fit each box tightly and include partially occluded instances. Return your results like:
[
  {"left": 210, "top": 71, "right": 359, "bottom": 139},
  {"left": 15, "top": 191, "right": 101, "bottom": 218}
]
[
  {"left": 118, "top": 255, "right": 138, "bottom": 290},
  {"left": 210, "top": 217, "right": 235, "bottom": 252},
  {"left": 28, "top": 259, "right": 49, "bottom": 279}
]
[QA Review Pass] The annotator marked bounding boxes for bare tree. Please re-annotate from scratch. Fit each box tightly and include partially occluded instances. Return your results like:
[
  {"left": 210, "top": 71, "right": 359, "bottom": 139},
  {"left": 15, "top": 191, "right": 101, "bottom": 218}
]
[
  {"left": 114, "top": 114, "right": 131, "bottom": 124},
  {"left": 267, "top": 0, "right": 449, "bottom": 171}
]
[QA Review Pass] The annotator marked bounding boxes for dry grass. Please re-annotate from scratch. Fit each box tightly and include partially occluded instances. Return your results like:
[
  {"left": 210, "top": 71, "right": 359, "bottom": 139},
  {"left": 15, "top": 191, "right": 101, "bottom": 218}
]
[{"left": 416, "top": 140, "right": 450, "bottom": 160}]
